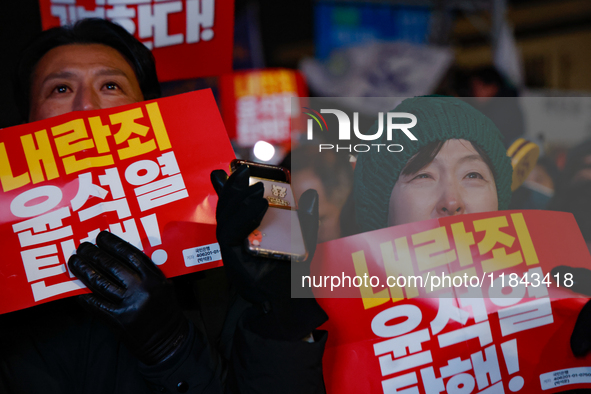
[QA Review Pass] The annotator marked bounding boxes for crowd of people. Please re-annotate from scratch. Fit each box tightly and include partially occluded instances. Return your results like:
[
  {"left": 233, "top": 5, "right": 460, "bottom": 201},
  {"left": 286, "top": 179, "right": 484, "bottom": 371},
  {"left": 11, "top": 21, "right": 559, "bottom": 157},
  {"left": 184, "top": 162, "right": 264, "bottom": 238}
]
[
  {"left": 3, "top": 16, "right": 591, "bottom": 394},
  {"left": 1, "top": 18, "right": 327, "bottom": 394}
]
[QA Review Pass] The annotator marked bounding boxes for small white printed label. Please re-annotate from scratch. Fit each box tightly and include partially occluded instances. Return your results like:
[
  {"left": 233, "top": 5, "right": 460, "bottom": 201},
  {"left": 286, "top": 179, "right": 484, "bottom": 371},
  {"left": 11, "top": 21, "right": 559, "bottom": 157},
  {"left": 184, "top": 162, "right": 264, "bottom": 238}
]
[
  {"left": 183, "top": 243, "right": 221, "bottom": 267},
  {"left": 540, "top": 367, "right": 591, "bottom": 390}
]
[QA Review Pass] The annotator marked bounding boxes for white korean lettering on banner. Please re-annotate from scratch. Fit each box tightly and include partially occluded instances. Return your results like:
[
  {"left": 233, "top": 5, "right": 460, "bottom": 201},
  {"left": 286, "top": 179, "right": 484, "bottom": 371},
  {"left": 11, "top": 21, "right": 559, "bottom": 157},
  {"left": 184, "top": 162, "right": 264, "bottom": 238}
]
[
  {"left": 496, "top": 267, "right": 554, "bottom": 337},
  {"left": 138, "top": 1, "right": 184, "bottom": 49},
  {"left": 109, "top": 218, "right": 144, "bottom": 250},
  {"left": 370, "top": 304, "right": 431, "bottom": 393},
  {"left": 69, "top": 167, "right": 163, "bottom": 255},
  {"left": 11, "top": 186, "right": 85, "bottom": 302},
  {"left": 186, "top": 0, "right": 214, "bottom": 43},
  {"left": 107, "top": 0, "right": 150, "bottom": 36},
  {"left": 7, "top": 155, "right": 178, "bottom": 303},
  {"left": 71, "top": 168, "right": 131, "bottom": 223},
  {"left": 126, "top": 151, "right": 189, "bottom": 212},
  {"left": 371, "top": 274, "right": 549, "bottom": 393},
  {"left": 419, "top": 345, "right": 503, "bottom": 394},
  {"left": 50, "top": 0, "right": 216, "bottom": 50}
]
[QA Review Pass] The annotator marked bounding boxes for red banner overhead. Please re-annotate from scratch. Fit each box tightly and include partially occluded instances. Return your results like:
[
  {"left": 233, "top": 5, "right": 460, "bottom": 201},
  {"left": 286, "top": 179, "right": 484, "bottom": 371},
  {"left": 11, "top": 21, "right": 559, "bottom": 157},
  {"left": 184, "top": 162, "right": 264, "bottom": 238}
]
[{"left": 38, "top": 0, "right": 234, "bottom": 82}]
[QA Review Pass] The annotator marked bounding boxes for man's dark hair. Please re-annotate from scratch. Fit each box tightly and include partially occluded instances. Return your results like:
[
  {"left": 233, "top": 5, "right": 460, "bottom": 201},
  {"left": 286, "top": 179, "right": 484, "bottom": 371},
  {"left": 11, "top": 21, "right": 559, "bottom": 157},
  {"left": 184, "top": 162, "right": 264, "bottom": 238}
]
[
  {"left": 470, "top": 65, "right": 518, "bottom": 97},
  {"left": 15, "top": 18, "right": 161, "bottom": 121}
]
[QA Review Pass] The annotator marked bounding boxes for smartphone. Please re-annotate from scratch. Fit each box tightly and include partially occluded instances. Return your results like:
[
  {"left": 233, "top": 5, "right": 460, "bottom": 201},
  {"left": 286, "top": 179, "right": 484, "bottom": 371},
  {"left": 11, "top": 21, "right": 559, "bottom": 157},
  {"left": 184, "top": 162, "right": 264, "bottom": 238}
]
[{"left": 230, "top": 159, "right": 308, "bottom": 262}]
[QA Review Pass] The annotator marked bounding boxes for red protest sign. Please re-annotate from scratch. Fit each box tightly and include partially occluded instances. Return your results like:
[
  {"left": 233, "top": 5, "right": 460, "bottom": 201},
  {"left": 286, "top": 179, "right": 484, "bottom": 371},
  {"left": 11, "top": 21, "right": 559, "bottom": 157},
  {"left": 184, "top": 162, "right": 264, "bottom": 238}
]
[
  {"left": 0, "top": 89, "right": 235, "bottom": 315},
  {"left": 38, "top": 0, "right": 234, "bottom": 82},
  {"left": 219, "top": 69, "right": 308, "bottom": 147},
  {"left": 311, "top": 210, "right": 591, "bottom": 393}
]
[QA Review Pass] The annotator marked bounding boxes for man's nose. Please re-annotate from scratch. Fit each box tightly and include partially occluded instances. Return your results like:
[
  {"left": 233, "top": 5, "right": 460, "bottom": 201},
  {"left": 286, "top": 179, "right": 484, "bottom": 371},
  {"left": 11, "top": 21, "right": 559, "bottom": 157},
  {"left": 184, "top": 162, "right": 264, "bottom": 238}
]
[
  {"left": 73, "top": 87, "right": 100, "bottom": 112},
  {"left": 436, "top": 182, "right": 465, "bottom": 217}
]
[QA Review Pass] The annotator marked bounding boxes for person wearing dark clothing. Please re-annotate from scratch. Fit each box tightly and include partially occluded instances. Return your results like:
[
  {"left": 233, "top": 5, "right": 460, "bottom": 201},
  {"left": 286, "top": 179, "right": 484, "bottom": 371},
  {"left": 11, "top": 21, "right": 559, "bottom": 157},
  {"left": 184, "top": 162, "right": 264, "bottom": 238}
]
[
  {"left": 283, "top": 146, "right": 354, "bottom": 243},
  {"left": 0, "top": 18, "right": 327, "bottom": 393},
  {"left": 453, "top": 66, "right": 525, "bottom": 149},
  {"left": 549, "top": 139, "right": 591, "bottom": 250}
]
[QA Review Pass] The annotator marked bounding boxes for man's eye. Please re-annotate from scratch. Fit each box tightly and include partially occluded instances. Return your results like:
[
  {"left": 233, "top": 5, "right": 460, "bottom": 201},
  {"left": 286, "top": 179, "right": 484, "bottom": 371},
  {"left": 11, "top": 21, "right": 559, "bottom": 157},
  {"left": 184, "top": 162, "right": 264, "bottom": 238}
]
[
  {"left": 465, "top": 172, "right": 484, "bottom": 179},
  {"left": 412, "top": 173, "right": 431, "bottom": 180},
  {"left": 53, "top": 85, "right": 69, "bottom": 94},
  {"left": 103, "top": 82, "right": 119, "bottom": 90}
]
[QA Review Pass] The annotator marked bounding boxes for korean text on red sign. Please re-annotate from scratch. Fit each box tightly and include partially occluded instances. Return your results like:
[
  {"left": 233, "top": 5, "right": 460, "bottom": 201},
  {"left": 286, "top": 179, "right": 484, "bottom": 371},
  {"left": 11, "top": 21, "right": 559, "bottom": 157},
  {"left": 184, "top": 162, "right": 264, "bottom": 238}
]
[
  {"left": 0, "top": 89, "right": 235, "bottom": 315},
  {"left": 312, "top": 210, "right": 591, "bottom": 393}
]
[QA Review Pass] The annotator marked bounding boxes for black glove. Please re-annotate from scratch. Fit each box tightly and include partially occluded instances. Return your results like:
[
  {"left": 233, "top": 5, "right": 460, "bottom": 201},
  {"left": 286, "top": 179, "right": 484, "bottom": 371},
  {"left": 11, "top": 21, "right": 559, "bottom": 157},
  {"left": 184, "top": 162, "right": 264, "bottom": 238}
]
[
  {"left": 211, "top": 165, "right": 327, "bottom": 341},
  {"left": 552, "top": 265, "right": 591, "bottom": 357},
  {"left": 68, "top": 231, "right": 189, "bottom": 365}
]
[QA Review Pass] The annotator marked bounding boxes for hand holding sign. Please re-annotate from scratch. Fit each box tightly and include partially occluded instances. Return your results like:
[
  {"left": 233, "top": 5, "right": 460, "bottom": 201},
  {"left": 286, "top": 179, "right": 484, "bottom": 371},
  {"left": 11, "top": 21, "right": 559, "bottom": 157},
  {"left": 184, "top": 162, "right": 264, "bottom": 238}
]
[
  {"left": 552, "top": 265, "right": 591, "bottom": 357},
  {"left": 68, "top": 231, "right": 189, "bottom": 365},
  {"left": 211, "top": 165, "right": 327, "bottom": 341}
]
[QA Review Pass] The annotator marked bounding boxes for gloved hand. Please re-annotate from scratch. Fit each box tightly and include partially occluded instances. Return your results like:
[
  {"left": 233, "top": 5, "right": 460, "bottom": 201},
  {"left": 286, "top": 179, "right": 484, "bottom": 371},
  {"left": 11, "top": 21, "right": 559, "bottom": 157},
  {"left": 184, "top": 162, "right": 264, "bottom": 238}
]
[
  {"left": 552, "top": 265, "right": 591, "bottom": 356},
  {"left": 68, "top": 231, "right": 189, "bottom": 365},
  {"left": 211, "top": 165, "right": 327, "bottom": 341}
]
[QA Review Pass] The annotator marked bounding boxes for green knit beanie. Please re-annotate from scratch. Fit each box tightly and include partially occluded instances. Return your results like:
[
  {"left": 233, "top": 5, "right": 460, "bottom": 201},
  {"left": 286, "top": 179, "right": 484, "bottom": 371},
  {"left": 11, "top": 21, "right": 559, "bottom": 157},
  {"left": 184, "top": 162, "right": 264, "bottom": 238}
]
[{"left": 354, "top": 96, "right": 513, "bottom": 233}]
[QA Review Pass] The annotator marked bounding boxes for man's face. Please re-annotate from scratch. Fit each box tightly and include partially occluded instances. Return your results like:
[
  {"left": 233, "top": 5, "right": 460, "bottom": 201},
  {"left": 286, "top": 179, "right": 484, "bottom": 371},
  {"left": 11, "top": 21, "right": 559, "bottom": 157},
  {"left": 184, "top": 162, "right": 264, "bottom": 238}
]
[
  {"left": 388, "top": 139, "right": 498, "bottom": 226},
  {"left": 471, "top": 78, "right": 498, "bottom": 101},
  {"left": 29, "top": 44, "right": 144, "bottom": 122}
]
